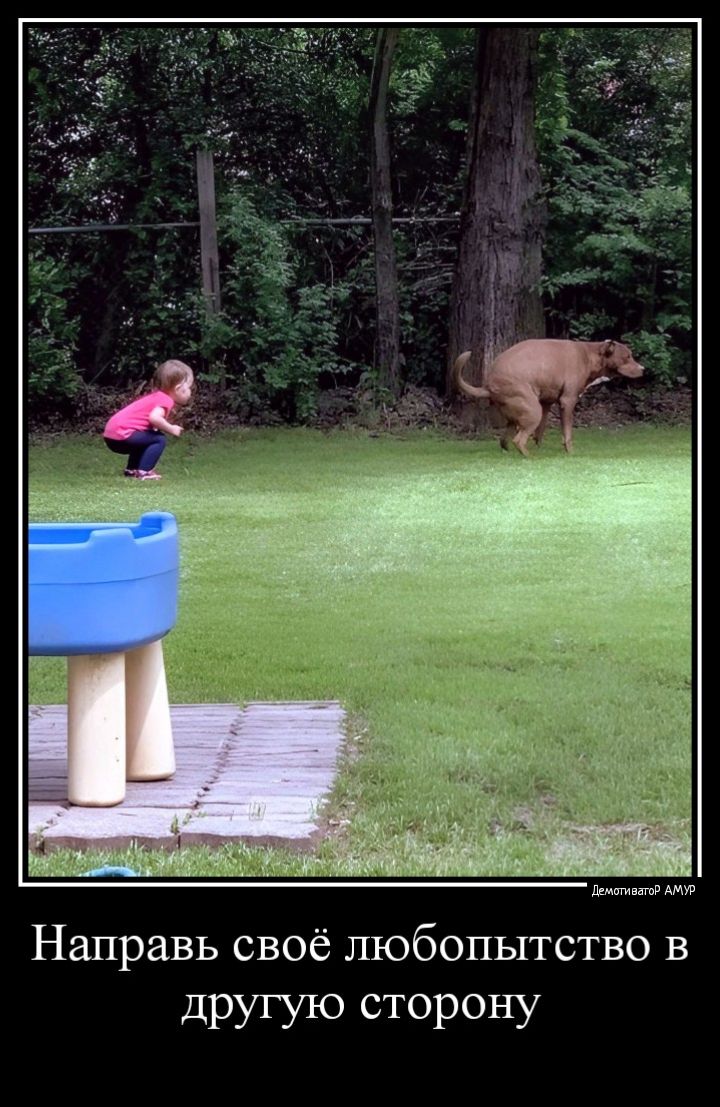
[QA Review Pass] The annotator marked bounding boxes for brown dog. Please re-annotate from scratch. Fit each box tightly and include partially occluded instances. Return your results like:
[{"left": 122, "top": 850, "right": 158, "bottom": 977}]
[{"left": 454, "top": 339, "right": 644, "bottom": 456}]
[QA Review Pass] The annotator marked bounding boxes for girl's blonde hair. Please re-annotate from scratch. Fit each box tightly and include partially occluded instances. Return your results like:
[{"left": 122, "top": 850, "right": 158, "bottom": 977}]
[{"left": 152, "top": 360, "right": 194, "bottom": 392}]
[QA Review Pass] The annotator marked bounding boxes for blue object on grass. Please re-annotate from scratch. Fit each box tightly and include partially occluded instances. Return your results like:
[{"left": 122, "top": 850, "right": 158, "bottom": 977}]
[
  {"left": 81, "top": 866, "right": 139, "bottom": 878},
  {"left": 28, "top": 512, "right": 178, "bottom": 656}
]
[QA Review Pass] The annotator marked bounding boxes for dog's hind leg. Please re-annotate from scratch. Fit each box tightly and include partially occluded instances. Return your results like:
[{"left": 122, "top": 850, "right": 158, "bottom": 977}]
[
  {"left": 508, "top": 399, "right": 543, "bottom": 458},
  {"left": 499, "top": 421, "right": 514, "bottom": 450},
  {"left": 532, "top": 404, "right": 552, "bottom": 447}
]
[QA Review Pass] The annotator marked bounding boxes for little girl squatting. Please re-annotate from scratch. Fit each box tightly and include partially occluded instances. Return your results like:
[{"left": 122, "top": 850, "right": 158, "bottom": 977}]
[{"left": 103, "top": 360, "right": 194, "bottom": 480}]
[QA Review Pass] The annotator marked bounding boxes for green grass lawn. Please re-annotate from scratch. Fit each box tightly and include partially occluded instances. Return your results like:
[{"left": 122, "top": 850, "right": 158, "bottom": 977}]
[{"left": 27, "top": 425, "right": 692, "bottom": 877}]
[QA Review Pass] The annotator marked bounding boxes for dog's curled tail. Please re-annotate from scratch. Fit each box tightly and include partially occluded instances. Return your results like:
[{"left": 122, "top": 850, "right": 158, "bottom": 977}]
[{"left": 453, "top": 350, "right": 490, "bottom": 400}]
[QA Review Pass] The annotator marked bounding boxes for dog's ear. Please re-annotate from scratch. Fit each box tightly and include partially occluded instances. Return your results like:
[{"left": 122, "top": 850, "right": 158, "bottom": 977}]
[{"left": 601, "top": 339, "right": 616, "bottom": 357}]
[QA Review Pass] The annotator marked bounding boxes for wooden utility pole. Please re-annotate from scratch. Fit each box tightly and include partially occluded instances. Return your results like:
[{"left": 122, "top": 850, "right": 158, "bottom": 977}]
[{"left": 196, "top": 149, "right": 221, "bottom": 316}]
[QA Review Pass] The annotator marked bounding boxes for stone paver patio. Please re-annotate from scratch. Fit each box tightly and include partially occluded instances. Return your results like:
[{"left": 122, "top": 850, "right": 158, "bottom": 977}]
[{"left": 28, "top": 701, "right": 345, "bottom": 852}]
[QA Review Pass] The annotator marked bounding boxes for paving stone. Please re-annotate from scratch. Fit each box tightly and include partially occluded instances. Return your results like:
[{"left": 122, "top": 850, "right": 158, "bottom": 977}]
[
  {"left": 204, "top": 782, "right": 334, "bottom": 803},
  {"left": 42, "top": 807, "right": 181, "bottom": 851},
  {"left": 28, "top": 786, "right": 68, "bottom": 803},
  {"left": 200, "top": 784, "right": 324, "bottom": 798},
  {"left": 201, "top": 799, "right": 323, "bottom": 816},
  {"left": 180, "top": 816, "right": 319, "bottom": 850},
  {"left": 28, "top": 804, "right": 69, "bottom": 850}
]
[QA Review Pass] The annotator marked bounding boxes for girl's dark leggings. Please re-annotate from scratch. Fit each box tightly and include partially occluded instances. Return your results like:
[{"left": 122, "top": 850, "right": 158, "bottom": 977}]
[{"left": 104, "top": 430, "right": 166, "bottom": 471}]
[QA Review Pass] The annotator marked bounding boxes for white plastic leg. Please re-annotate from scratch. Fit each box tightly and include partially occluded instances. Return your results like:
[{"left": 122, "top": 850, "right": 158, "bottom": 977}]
[
  {"left": 125, "top": 640, "right": 176, "bottom": 781},
  {"left": 67, "top": 652, "right": 126, "bottom": 806}
]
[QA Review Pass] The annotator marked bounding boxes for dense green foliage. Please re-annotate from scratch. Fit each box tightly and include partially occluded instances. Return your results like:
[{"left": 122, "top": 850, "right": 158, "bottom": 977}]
[
  {"left": 28, "top": 253, "right": 82, "bottom": 405},
  {"left": 26, "top": 24, "right": 693, "bottom": 413},
  {"left": 200, "top": 194, "right": 357, "bottom": 419},
  {"left": 539, "top": 29, "right": 692, "bottom": 384}
]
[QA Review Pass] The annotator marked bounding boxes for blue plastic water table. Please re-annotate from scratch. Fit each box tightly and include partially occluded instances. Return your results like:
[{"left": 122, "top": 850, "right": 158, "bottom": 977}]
[{"left": 29, "top": 512, "right": 178, "bottom": 656}]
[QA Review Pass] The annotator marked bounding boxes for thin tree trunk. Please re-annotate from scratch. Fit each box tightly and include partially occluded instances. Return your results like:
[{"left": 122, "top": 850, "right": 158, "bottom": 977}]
[
  {"left": 641, "top": 259, "right": 657, "bottom": 330},
  {"left": 369, "top": 27, "right": 401, "bottom": 396},
  {"left": 92, "top": 45, "right": 155, "bottom": 376},
  {"left": 446, "top": 28, "right": 545, "bottom": 411}
]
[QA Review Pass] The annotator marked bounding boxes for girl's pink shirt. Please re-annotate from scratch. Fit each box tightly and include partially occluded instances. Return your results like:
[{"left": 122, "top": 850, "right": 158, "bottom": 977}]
[{"left": 103, "top": 390, "right": 174, "bottom": 440}]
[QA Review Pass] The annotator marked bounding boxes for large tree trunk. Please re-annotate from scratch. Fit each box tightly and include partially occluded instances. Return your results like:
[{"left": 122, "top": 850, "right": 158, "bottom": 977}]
[
  {"left": 369, "top": 27, "right": 401, "bottom": 396},
  {"left": 446, "top": 28, "right": 545, "bottom": 413}
]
